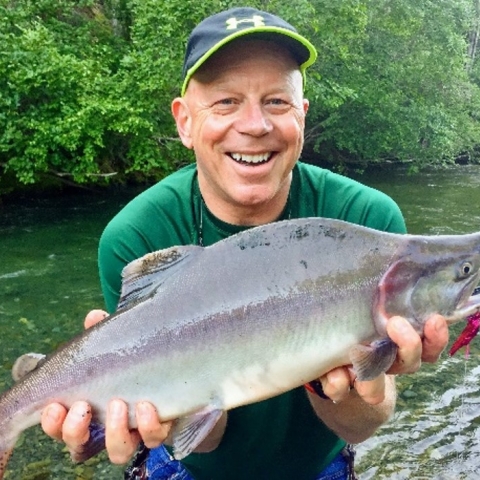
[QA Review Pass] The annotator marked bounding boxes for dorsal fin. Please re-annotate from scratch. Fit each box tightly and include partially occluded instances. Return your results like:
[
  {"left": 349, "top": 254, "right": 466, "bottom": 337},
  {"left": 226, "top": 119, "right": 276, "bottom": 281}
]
[
  {"left": 11, "top": 353, "right": 46, "bottom": 382},
  {"left": 117, "top": 245, "right": 203, "bottom": 311}
]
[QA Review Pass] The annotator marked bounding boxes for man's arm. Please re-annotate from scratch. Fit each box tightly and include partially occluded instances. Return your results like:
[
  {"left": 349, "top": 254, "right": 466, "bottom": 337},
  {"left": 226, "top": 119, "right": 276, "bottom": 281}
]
[
  {"left": 307, "top": 373, "right": 396, "bottom": 444},
  {"left": 306, "top": 314, "right": 449, "bottom": 443}
]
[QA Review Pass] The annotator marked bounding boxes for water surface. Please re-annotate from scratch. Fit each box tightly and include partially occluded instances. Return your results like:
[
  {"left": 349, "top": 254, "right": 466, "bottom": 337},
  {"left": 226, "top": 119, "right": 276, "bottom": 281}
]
[
  {"left": 1, "top": 166, "right": 480, "bottom": 478},
  {"left": 354, "top": 166, "right": 480, "bottom": 479}
]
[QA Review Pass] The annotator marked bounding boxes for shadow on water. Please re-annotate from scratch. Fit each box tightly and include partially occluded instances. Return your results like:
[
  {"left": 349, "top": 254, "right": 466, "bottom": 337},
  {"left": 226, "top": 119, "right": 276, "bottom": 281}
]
[{"left": 2, "top": 166, "right": 480, "bottom": 478}]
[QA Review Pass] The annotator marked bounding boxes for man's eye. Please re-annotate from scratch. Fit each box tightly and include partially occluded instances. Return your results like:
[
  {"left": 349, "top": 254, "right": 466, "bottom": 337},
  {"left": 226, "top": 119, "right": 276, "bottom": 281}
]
[
  {"left": 217, "top": 98, "right": 235, "bottom": 105},
  {"left": 268, "top": 98, "right": 287, "bottom": 105}
]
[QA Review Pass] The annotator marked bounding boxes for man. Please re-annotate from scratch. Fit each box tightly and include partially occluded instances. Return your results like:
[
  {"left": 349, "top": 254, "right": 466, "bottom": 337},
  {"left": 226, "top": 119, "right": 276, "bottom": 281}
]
[{"left": 40, "top": 7, "right": 448, "bottom": 480}]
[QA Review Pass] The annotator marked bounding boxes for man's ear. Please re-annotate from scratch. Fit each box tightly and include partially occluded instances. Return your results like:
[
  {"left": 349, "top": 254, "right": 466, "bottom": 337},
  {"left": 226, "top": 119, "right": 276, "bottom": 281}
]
[
  {"left": 171, "top": 97, "right": 193, "bottom": 149},
  {"left": 303, "top": 98, "right": 309, "bottom": 115}
]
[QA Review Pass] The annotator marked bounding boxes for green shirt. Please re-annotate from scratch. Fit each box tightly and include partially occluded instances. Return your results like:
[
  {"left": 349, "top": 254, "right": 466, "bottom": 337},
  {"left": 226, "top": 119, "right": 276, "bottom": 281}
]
[{"left": 98, "top": 161, "right": 406, "bottom": 480}]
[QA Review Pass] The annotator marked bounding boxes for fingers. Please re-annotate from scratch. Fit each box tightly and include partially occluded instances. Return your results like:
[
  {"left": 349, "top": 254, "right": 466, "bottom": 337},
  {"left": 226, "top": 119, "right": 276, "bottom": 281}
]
[
  {"left": 61, "top": 402, "right": 92, "bottom": 449},
  {"left": 354, "top": 375, "right": 386, "bottom": 405},
  {"left": 386, "top": 316, "right": 422, "bottom": 375},
  {"left": 105, "top": 399, "right": 140, "bottom": 464},
  {"left": 84, "top": 309, "right": 108, "bottom": 329},
  {"left": 41, "top": 403, "right": 68, "bottom": 442},
  {"left": 320, "top": 367, "right": 385, "bottom": 405},
  {"left": 41, "top": 401, "right": 92, "bottom": 456},
  {"left": 42, "top": 399, "right": 171, "bottom": 466},
  {"left": 105, "top": 399, "right": 172, "bottom": 464},
  {"left": 136, "top": 401, "right": 173, "bottom": 449},
  {"left": 320, "top": 367, "right": 354, "bottom": 403},
  {"left": 421, "top": 314, "right": 449, "bottom": 362},
  {"left": 318, "top": 315, "right": 448, "bottom": 407},
  {"left": 386, "top": 315, "right": 449, "bottom": 375}
]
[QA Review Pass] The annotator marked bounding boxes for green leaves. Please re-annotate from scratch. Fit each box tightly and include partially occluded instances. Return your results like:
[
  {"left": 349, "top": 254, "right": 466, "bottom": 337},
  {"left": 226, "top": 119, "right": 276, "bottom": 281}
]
[
  {"left": 2, "top": 0, "right": 480, "bottom": 191},
  {"left": 0, "top": 2, "right": 125, "bottom": 185},
  {"left": 304, "top": 0, "right": 480, "bottom": 169}
]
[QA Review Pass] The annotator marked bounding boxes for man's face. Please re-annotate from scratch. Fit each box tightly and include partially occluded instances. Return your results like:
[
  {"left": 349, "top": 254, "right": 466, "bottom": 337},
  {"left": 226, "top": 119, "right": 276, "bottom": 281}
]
[{"left": 172, "top": 40, "right": 309, "bottom": 225}]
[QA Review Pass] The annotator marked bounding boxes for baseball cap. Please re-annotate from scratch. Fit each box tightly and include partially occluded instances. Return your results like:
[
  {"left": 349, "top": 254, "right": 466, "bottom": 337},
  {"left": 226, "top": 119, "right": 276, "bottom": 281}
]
[{"left": 181, "top": 7, "right": 317, "bottom": 96}]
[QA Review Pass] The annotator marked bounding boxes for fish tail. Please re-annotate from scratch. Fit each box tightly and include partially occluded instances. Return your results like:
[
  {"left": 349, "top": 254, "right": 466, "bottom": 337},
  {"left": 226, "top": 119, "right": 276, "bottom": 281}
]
[{"left": 0, "top": 448, "right": 13, "bottom": 479}]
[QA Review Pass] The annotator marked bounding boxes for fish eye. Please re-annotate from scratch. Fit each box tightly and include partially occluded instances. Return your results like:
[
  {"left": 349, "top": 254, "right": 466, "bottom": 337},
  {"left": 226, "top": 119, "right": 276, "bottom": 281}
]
[{"left": 460, "top": 261, "right": 474, "bottom": 277}]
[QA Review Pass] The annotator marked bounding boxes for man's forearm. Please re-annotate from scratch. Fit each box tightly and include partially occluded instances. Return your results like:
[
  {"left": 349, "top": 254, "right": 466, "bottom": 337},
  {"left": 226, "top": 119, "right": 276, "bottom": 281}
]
[{"left": 307, "top": 374, "right": 396, "bottom": 444}]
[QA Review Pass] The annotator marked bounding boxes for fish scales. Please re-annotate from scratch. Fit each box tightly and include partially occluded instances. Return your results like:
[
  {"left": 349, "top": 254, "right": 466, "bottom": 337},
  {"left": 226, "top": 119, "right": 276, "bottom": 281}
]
[{"left": 1, "top": 217, "right": 480, "bottom": 473}]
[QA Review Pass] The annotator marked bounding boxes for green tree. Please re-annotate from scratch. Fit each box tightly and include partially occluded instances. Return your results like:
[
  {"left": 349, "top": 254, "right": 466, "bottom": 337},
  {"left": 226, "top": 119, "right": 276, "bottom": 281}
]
[
  {"left": 307, "top": 0, "right": 480, "bottom": 169},
  {"left": 0, "top": 0, "right": 130, "bottom": 186},
  {"left": 2, "top": 0, "right": 480, "bottom": 194}
]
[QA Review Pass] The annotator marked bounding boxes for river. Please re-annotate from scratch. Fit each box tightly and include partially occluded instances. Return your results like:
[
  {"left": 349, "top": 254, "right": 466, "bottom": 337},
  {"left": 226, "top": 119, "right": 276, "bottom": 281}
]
[{"left": 1, "top": 165, "right": 480, "bottom": 479}]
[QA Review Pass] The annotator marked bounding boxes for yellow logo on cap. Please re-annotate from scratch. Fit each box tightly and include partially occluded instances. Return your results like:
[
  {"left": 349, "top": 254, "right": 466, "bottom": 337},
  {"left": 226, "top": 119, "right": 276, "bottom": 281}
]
[{"left": 226, "top": 15, "right": 265, "bottom": 30}]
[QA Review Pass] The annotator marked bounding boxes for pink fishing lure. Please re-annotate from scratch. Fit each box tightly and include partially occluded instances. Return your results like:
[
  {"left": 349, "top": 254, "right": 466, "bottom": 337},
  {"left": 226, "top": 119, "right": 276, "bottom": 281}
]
[{"left": 449, "top": 311, "right": 480, "bottom": 357}]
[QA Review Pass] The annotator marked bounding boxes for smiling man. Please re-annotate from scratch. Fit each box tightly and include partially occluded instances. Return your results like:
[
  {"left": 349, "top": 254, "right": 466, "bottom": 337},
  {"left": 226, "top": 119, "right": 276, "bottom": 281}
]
[
  {"left": 40, "top": 7, "right": 449, "bottom": 480},
  {"left": 173, "top": 40, "right": 308, "bottom": 226}
]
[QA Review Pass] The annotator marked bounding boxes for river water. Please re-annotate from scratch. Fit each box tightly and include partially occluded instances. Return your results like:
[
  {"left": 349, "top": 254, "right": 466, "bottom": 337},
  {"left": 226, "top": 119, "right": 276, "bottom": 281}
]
[{"left": 1, "top": 165, "right": 480, "bottom": 479}]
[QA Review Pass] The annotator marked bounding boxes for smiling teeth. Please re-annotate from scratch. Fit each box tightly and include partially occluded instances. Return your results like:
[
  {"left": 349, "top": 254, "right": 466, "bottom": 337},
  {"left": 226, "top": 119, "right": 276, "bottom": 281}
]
[{"left": 231, "top": 153, "right": 271, "bottom": 164}]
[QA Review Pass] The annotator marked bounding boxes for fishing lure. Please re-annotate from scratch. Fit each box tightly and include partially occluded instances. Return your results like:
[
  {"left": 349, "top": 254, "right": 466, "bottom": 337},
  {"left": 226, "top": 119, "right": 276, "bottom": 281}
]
[{"left": 449, "top": 311, "right": 480, "bottom": 357}]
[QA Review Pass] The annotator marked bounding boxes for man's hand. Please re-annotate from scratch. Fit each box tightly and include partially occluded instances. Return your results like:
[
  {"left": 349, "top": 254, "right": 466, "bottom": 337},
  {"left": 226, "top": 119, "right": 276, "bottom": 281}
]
[
  {"left": 317, "top": 314, "right": 449, "bottom": 405},
  {"left": 387, "top": 313, "right": 448, "bottom": 369},
  {"left": 307, "top": 314, "right": 449, "bottom": 443},
  {"left": 40, "top": 310, "right": 172, "bottom": 464}
]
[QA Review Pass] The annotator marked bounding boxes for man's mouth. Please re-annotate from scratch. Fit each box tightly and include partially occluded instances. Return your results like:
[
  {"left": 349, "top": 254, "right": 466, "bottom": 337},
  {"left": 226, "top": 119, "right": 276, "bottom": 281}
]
[{"left": 229, "top": 152, "right": 273, "bottom": 165}]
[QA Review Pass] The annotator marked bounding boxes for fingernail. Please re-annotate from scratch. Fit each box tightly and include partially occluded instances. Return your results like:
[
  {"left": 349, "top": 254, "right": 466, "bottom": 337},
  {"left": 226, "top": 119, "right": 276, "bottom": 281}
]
[
  {"left": 137, "top": 402, "right": 150, "bottom": 418},
  {"left": 393, "top": 316, "right": 410, "bottom": 335},
  {"left": 109, "top": 399, "right": 124, "bottom": 417},
  {"left": 71, "top": 403, "right": 91, "bottom": 421},
  {"left": 45, "top": 405, "right": 60, "bottom": 422}
]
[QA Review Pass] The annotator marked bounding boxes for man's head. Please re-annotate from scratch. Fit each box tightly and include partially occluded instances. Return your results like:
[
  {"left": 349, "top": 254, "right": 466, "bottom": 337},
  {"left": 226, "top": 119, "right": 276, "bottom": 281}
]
[
  {"left": 181, "top": 7, "right": 317, "bottom": 96},
  {"left": 172, "top": 8, "right": 317, "bottom": 226}
]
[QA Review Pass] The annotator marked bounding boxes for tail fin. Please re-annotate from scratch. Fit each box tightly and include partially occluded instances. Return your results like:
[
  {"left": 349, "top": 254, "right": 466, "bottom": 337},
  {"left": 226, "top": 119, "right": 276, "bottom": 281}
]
[{"left": 0, "top": 448, "right": 13, "bottom": 479}]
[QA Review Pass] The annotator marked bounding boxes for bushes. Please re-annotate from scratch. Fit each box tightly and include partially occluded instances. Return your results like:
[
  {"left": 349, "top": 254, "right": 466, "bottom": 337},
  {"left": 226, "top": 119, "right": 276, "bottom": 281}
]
[{"left": 2, "top": 0, "right": 480, "bottom": 193}]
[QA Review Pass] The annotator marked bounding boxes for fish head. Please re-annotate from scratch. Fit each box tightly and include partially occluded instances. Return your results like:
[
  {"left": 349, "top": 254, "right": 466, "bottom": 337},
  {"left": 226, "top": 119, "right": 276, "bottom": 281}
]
[
  {"left": 408, "top": 254, "right": 480, "bottom": 324},
  {"left": 375, "top": 234, "right": 480, "bottom": 335}
]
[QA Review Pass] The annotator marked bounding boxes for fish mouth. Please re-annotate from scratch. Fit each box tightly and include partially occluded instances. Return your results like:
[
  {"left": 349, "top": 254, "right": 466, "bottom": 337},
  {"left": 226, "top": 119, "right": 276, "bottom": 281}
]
[
  {"left": 445, "top": 292, "right": 480, "bottom": 324},
  {"left": 228, "top": 152, "right": 275, "bottom": 165}
]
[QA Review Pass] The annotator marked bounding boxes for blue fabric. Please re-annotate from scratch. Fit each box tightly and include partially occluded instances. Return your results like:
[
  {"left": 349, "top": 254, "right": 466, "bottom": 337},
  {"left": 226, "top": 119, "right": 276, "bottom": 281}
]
[
  {"left": 146, "top": 445, "right": 194, "bottom": 480},
  {"left": 314, "top": 451, "right": 349, "bottom": 480},
  {"left": 145, "top": 445, "right": 348, "bottom": 480}
]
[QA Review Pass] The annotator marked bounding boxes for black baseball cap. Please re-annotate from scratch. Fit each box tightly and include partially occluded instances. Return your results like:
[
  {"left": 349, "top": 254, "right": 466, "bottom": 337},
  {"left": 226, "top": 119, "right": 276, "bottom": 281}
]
[{"left": 181, "top": 7, "right": 317, "bottom": 96}]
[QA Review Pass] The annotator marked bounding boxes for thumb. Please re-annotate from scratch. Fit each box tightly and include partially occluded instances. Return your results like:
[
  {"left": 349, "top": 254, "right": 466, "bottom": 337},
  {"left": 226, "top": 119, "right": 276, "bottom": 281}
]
[{"left": 84, "top": 309, "right": 108, "bottom": 329}]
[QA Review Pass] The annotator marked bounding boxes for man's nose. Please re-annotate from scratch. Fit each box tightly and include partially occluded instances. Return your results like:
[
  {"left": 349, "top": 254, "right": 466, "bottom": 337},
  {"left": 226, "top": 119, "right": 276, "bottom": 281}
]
[{"left": 234, "top": 103, "right": 273, "bottom": 136}]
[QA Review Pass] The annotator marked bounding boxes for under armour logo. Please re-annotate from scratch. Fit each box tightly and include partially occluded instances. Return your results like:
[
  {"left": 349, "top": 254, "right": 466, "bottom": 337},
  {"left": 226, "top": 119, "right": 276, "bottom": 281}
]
[{"left": 226, "top": 15, "right": 265, "bottom": 30}]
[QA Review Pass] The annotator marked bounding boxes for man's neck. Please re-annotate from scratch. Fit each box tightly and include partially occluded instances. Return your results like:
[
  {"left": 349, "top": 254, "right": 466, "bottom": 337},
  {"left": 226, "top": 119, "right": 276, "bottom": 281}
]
[{"left": 199, "top": 180, "right": 292, "bottom": 227}]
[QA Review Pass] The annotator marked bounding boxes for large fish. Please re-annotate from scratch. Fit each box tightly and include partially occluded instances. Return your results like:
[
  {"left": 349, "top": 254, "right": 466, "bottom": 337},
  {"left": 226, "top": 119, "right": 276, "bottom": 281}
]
[{"left": 2, "top": 217, "right": 480, "bottom": 476}]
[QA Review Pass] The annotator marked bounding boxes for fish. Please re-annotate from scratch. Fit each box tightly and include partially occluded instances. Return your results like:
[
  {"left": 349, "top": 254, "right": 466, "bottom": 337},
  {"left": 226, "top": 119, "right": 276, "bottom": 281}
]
[{"left": 1, "top": 216, "right": 480, "bottom": 477}]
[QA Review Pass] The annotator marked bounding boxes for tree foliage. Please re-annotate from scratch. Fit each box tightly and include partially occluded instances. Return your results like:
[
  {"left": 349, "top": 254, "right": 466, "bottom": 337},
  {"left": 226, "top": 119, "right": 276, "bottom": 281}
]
[
  {"left": 307, "top": 0, "right": 480, "bottom": 170},
  {"left": 1, "top": 0, "right": 480, "bottom": 192}
]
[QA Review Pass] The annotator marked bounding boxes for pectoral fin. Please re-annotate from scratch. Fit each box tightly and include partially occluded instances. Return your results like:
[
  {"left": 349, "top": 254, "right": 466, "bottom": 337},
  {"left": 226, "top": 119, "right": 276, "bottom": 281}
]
[
  {"left": 71, "top": 422, "right": 106, "bottom": 463},
  {"left": 11, "top": 353, "right": 46, "bottom": 382},
  {"left": 350, "top": 338, "right": 398, "bottom": 381},
  {"left": 171, "top": 407, "right": 224, "bottom": 460}
]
